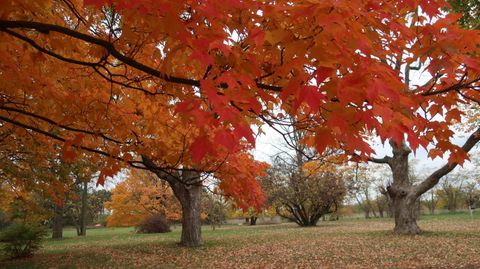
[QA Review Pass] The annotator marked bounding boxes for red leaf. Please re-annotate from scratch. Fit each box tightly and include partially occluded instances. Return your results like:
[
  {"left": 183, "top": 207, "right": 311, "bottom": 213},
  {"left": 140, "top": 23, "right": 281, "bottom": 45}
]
[
  {"left": 250, "top": 28, "right": 265, "bottom": 47},
  {"left": 97, "top": 164, "right": 120, "bottom": 186},
  {"left": 327, "top": 113, "right": 348, "bottom": 132},
  {"left": 315, "top": 127, "right": 335, "bottom": 154},
  {"left": 175, "top": 100, "right": 197, "bottom": 114},
  {"left": 234, "top": 124, "right": 255, "bottom": 145},
  {"left": 61, "top": 134, "right": 85, "bottom": 162},
  {"left": 314, "top": 67, "right": 333, "bottom": 84},
  {"left": 201, "top": 79, "right": 225, "bottom": 106},
  {"left": 445, "top": 108, "right": 462, "bottom": 123},
  {"left": 298, "top": 86, "right": 324, "bottom": 111},
  {"left": 191, "top": 50, "right": 214, "bottom": 65},
  {"left": 214, "top": 130, "right": 237, "bottom": 151},
  {"left": 190, "top": 135, "right": 210, "bottom": 163},
  {"left": 84, "top": 0, "right": 110, "bottom": 8}
]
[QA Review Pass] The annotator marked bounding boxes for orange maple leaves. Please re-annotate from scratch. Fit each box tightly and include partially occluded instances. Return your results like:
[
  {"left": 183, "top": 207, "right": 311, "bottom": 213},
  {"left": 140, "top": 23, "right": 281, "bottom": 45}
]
[{"left": 0, "top": 0, "right": 480, "bottom": 205}]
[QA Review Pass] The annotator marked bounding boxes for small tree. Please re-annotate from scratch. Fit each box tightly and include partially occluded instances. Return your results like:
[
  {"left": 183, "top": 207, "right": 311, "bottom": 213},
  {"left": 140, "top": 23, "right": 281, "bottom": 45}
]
[
  {"left": 437, "top": 175, "right": 465, "bottom": 212},
  {"left": 136, "top": 214, "right": 171, "bottom": 234},
  {"left": 0, "top": 223, "right": 47, "bottom": 259},
  {"left": 263, "top": 157, "right": 346, "bottom": 227}
]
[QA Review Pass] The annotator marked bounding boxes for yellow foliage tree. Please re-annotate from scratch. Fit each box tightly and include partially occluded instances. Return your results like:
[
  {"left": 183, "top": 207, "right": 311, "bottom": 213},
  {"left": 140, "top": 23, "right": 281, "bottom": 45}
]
[{"left": 105, "top": 170, "right": 181, "bottom": 227}]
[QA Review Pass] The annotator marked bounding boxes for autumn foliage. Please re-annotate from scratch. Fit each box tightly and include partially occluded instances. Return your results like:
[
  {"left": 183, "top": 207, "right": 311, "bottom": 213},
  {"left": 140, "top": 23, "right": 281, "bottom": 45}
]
[
  {"left": 1, "top": 0, "right": 480, "bottom": 244},
  {"left": 105, "top": 170, "right": 181, "bottom": 227},
  {"left": 1, "top": 0, "right": 479, "bottom": 174}
]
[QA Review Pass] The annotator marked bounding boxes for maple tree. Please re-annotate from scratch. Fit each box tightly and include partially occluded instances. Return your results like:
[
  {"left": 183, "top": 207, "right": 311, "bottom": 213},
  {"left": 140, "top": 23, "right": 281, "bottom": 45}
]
[{"left": 1, "top": 0, "right": 480, "bottom": 242}]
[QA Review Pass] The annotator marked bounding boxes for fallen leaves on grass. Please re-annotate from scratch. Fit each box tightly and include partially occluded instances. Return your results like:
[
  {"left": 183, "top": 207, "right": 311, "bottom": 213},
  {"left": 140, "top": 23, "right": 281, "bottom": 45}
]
[{"left": 1, "top": 218, "right": 480, "bottom": 268}]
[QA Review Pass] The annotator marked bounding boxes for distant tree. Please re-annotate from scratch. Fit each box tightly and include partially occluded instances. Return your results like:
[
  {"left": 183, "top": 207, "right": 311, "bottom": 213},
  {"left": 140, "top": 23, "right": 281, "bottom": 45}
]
[
  {"left": 464, "top": 181, "right": 480, "bottom": 215},
  {"left": 348, "top": 164, "right": 378, "bottom": 218},
  {"left": 347, "top": 163, "right": 396, "bottom": 219},
  {"left": 203, "top": 192, "right": 227, "bottom": 230},
  {"left": 105, "top": 170, "right": 181, "bottom": 227},
  {"left": 226, "top": 203, "right": 276, "bottom": 225},
  {"left": 424, "top": 187, "right": 439, "bottom": 215},
  {"left": 377, "top": 186, "right": 393, "bottom": 218},
  {"left": 262, "top": 126, "right": 346, "bottom": 226},
  {"left": 264, "top": 160, "right": 346, "bottom": 226},
  {"left": 438, "top": 175, "right": 465, "bottom": 212},
  {"left": 256, "top": 117, "right": 346, "bottom": 226},
  {"left": 88, "top": 189, "right": 112, "bottom": 222},
  {"left": 448, "top": 0, "right": 480, "bottom": 29}
]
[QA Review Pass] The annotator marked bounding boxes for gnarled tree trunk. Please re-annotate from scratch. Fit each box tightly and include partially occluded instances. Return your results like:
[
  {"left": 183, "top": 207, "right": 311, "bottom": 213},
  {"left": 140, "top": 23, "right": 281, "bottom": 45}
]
[
  {"left": 387, "top": 141, "right": 421, "bottom": 234},
  {"left": 391, "top": 195, "right": 421, "bottom": 234},
  {"left": 370, "top": 128, "right": 480, "bottom": 235}
]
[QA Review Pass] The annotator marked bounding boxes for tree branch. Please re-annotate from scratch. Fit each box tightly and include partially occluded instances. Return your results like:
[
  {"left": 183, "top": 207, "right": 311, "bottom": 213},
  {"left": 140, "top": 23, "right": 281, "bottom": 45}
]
[
  {"left": 368, "top": 156, "right": 392, "bottom": 164},
  {"left": 0, "top": 115, "right": 124, "bottom": 161},
  {"left": 0, "top": 106, "right": 123, "bottom": 144},
  {"left": 140, "top": 155, "right": 178, "bottom": 184},
  {"left": 413, "top": 127, "right": 480, "bottom": 197},
  {"left": 0, "top": 20, "right": 282, "bottom": 92}
]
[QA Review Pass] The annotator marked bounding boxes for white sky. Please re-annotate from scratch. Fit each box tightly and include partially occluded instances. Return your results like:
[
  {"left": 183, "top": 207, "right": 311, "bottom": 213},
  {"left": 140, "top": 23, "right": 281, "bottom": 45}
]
[{"left": 253, "top": 124, "right": 480, "bottom": 177}]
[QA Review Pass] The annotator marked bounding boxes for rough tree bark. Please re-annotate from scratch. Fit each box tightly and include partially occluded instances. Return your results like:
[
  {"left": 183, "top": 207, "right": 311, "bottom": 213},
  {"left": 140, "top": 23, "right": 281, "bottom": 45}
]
[
  {"left": 370, "top": 127, "right": 480, "bottom": 234},
  {"left": 169, "top": 177, "right": 203, "bottom": 247},
  {"left": 387, "top": 141, "right": 421, "bottom": 234},
  {"left": 142, "top": 156, "right": 203, "bottom": 247}
]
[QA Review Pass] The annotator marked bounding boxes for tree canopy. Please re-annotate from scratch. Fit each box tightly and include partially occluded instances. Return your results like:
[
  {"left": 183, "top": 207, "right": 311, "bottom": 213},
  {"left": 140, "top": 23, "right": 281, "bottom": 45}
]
[{"left": 1, "top": 0, "right": 480, "bottom": 245}]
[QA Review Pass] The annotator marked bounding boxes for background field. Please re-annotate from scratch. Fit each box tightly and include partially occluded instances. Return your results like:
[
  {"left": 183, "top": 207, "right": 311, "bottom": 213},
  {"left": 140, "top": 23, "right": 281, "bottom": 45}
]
[{"left": 1, "top": 212, "right": 480, "bottom": 269}]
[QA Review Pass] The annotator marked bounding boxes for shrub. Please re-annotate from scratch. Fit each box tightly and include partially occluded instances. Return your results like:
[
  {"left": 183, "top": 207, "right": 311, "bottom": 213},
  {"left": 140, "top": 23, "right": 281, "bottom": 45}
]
[
  {"left": 0, "top": 223, "right": 47, "bottom": 259},
  {"left": 136, "top": 214, "right": 171, "bottom": 234}
]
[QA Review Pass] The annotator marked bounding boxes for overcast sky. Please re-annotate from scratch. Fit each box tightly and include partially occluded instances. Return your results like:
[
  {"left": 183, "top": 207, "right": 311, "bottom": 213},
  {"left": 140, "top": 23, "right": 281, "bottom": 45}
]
[
  {"left": 252, "top": 124, "right": 480, "bottom": 177},
  {"left": 252, "top": 67, "right": 480, "bottom": 177}
]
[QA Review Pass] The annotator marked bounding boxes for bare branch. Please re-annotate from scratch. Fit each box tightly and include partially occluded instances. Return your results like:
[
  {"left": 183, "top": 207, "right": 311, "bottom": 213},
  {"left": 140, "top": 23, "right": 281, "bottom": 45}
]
[{"left": 413, "top": 127, "right": 480, "bottom": 197}]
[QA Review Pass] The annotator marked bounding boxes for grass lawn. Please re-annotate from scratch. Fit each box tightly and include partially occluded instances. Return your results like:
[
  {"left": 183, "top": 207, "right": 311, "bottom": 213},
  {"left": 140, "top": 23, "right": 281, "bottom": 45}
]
[{"left": 1, "top": 212, "right": 480, "bottom": 268}]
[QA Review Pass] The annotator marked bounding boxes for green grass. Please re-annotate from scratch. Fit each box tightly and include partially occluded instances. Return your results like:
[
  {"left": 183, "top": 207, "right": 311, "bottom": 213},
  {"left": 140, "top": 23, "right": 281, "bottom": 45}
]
[
  {"left": 419, "top": 210, "right": 480, "bottom": 220},
  {"left": 1, "top": 212, "right": 480, "bottom": 268}
]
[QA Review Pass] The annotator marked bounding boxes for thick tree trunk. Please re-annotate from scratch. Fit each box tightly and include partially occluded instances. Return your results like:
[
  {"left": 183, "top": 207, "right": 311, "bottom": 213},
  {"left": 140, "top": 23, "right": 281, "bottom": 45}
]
[
  {"left": 370, "top": 129, "right": 480, "bottom": 235},
  {"left": 391, "top": 195, "right": 421, "bottom": 234},
  {"left": 142, "top": 156, "right": 204, "bottom": 247},
  {"left": 249, "top": 216, "right": 257, "bottom": 225},
  {"left": 388, "top": 141, "right": 421, "bottom": 235},
  {"left": 169, "top": 174, "right": 203, "bottom": 247},
  {"left": 52, "top": 203, "right": 64, "bottom": 239},
  {"left": 178, "top": 185, "right": 202, "bottom": 247}
]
